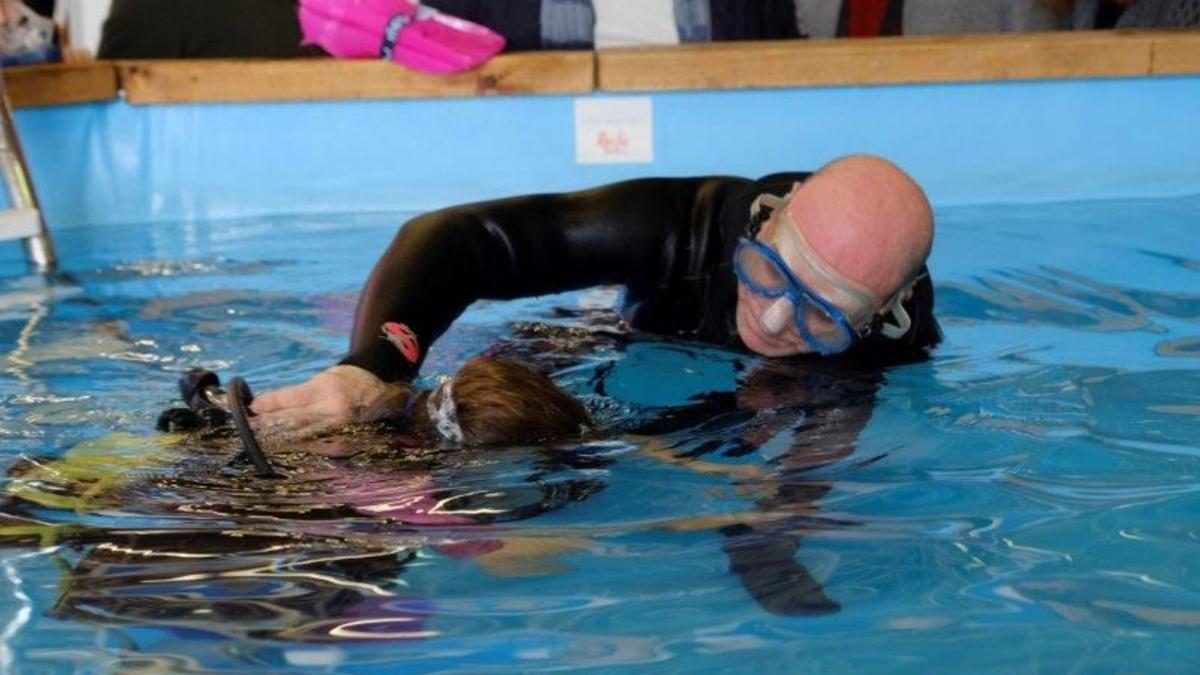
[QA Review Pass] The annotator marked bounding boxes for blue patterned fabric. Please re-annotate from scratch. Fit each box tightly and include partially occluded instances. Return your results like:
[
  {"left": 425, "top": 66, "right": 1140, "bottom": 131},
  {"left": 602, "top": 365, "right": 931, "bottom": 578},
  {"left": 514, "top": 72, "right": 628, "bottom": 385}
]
[
  {"left": 674, "top": 0, "right": 712, "bottom": 42},
  {"left": 709, "top": 0, "right": 801, "bottom": 41},
  {"left": 541, "top": 0, "right": 595, "bottom": 48}
]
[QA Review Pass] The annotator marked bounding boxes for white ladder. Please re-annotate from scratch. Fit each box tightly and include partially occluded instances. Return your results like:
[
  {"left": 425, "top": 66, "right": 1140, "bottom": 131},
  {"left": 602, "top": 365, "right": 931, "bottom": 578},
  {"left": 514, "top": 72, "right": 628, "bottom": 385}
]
[{"left": 0, "top": 70, "right": 57, "bottom": 274}]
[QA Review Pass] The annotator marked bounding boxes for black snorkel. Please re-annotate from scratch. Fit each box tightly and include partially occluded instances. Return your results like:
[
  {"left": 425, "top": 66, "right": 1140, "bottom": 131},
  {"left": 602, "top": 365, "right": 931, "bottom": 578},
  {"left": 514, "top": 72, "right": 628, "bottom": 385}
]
[
  {"left": 224, "top": 376, "right": 281, "bottom": 478},
  {"left": 157, "top": 369, "right": 282, "bottom": 478}
]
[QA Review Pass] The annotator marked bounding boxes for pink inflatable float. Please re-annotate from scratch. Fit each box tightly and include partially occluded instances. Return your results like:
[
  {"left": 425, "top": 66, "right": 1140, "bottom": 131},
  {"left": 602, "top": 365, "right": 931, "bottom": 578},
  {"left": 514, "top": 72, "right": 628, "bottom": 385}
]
[{"left": 299, "top": 0, "right": 506, "bottom": 74}]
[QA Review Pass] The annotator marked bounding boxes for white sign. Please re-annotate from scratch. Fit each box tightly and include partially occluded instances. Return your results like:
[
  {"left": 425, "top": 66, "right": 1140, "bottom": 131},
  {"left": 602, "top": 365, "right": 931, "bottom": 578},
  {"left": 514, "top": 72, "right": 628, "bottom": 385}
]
[{"left": 574, "top": 97, "right": 654, "bottom": 164}]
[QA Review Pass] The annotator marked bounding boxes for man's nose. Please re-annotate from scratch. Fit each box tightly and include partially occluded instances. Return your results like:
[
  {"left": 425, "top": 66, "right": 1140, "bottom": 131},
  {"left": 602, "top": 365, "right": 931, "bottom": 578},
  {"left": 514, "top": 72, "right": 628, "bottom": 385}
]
[{"left": 761, "top": 297, "right": 794, "bottom": 335}]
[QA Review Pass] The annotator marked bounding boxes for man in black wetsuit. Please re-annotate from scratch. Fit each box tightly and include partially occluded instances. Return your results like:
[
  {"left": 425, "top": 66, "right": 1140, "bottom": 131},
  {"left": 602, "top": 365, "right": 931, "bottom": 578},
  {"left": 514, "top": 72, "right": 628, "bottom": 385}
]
[
  {"left": 250, "top": 153, "right": 940, "bottom": 617},
  {"left": 253, "top": 153, "right": 940, "bottom": 434}
]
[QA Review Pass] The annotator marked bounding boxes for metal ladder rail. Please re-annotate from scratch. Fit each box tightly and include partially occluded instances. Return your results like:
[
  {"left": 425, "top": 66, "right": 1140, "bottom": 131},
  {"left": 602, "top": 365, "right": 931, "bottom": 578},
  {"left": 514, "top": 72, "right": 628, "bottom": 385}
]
[{"left": 0, "top": 70, "right": 57, "bottom": 274}]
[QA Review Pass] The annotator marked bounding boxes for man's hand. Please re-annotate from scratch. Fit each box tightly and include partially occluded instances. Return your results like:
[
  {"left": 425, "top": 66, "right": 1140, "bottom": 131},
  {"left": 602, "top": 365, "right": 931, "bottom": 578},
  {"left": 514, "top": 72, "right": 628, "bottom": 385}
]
[{"left": 251, "top": 365, "right": 407, "bottom": 438}]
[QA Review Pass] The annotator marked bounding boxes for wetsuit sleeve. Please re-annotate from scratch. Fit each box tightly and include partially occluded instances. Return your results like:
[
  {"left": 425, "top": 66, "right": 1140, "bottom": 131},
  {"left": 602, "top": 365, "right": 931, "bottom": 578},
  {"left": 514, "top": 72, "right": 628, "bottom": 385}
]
[{"left": 339, "top": 178, "right": 714, "bottom": 381}]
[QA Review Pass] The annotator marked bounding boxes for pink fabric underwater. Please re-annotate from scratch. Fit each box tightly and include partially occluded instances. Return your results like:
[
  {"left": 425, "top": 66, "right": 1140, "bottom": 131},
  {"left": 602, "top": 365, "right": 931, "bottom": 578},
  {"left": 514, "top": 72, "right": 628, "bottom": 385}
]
[{"left": 299, "top": 0, "right": 506, "bottom": 74}]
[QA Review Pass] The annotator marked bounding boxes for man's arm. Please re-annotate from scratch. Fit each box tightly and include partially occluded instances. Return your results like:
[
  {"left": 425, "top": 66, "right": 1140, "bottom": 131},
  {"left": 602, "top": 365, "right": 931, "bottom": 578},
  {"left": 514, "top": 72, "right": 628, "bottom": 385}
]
[
  {"left": 339, "top": 180, "right": 697, "bottom": 382},
  {"left": 254, "top": 177, "right": 715, "bottom": 433}
]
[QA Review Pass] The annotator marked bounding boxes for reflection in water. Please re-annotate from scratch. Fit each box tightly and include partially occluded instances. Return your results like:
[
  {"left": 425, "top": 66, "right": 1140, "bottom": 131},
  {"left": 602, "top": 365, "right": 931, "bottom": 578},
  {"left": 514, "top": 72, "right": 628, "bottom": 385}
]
[
  {"left": 1138, "top": 249, "right": 1200, "bottom": 274},
  {"left": 937, "top": 266, "right": 1200, "bottom": 332},
  {"left": 88, "top": 259, "right": 283, "bottom": 281},
  {"left": 487, "top": 321, "right": 901, "bottom": 616},
  {"left": 925, "top": 365, "right": 1200, "bottom": 453},
  {"left": 49, "top": 531, "right": 427, "bottom": 643},
  {"left": 1156, "top": 336, "right": 1200, "bottom": 358},
  {"left": 2, "top": 428, "right": 611, "bottom": 644}
]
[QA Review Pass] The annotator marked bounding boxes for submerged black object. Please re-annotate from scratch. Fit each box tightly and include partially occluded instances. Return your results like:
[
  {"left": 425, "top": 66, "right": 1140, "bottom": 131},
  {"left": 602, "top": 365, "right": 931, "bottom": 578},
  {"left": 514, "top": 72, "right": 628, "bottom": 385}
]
[
  {"left": 179, "top": 368, "right": 222, "bottom": 412},
  {"left": 157, "top": 368, "right": 230, "bottom": 431},
  {"left": 156, "top": 369, "right": 280, "bottom": 478}
]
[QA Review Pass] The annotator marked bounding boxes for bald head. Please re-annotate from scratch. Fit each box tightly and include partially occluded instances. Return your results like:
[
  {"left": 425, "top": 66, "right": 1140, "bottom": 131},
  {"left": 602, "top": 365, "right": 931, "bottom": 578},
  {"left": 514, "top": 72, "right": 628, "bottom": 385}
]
[
  {"left": 783, "top": 154, "right": 933, "bottom": 302},
  {"left": 735, "top": 154, "right": 934, "bottom": 357}
]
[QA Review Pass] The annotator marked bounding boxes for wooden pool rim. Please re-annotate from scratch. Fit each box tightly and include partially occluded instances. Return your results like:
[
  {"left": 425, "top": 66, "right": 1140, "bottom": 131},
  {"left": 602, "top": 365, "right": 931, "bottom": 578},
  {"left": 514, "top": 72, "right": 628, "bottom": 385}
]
[{"left": 8, "top": 29, "right": 1200, "bottom": 108}]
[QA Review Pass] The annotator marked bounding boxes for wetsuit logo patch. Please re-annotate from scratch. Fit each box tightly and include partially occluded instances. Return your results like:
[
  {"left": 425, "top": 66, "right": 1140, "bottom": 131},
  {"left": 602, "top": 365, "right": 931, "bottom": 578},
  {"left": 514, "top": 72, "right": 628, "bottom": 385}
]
[{"left": 381, "top": 322, "right": 420, "bottom": 364}]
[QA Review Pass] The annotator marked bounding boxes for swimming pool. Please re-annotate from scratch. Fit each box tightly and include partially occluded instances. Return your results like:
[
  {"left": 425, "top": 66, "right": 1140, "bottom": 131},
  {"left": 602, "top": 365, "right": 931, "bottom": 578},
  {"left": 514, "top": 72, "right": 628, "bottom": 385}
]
[{"left": 0, "top": 189, "right": 1196, "bottom": 672}]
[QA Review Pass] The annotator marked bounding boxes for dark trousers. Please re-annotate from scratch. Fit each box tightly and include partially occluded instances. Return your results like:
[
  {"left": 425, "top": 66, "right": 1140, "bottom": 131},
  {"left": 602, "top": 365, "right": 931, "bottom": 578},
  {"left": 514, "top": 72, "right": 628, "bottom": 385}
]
[
  {"left": 98, "top": 0, "right": 325, "bottom": 59},
  {"left": 27, "top": 0, "right": 56, "bottom": 17}
]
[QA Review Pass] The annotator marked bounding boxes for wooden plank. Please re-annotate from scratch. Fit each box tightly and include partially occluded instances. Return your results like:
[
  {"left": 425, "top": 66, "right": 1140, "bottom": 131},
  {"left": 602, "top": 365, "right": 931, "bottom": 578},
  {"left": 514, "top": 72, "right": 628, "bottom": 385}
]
[
  {"left": 7, "top": 31, "right": 1196, "bottom": 109},
  {"left": 1148, "top": 30, "right": 1200, "bottom": 74},
  {"left": 120, "top": 51, "right": 595, "bottom": 104},
  {"left": 598, "top": 30, "right": 1200, "bottom": 92},
  {"left": 4, "top": 63, "right": 119, "bottom": 108}
]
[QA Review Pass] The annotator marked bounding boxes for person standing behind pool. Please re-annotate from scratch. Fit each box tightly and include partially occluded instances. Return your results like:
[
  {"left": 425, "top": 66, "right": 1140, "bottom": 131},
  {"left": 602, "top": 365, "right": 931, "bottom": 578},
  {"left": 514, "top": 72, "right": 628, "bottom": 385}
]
[{"left": 253, "top": 153, "right": 942, "bottom": 435}]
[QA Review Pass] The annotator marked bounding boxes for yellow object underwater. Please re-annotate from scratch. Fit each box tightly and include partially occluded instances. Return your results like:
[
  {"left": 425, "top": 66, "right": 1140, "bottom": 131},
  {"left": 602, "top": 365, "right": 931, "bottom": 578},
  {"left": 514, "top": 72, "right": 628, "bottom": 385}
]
[{"left": 4, "top": 432, "right": 184, "bottom": 512}]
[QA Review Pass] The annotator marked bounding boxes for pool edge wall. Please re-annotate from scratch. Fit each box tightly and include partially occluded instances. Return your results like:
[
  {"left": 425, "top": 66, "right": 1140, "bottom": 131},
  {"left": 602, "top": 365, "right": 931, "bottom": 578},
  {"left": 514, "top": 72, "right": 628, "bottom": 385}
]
[{"left": 13, "top": 74, "right": 1200, "bottom": 232}]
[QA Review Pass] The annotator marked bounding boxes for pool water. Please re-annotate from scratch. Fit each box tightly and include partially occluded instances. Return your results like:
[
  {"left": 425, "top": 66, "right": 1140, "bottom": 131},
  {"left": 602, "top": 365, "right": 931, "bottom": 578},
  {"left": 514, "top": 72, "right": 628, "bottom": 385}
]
[{"left": 0, "top": 195, "right": 1197, "bottom": 673}]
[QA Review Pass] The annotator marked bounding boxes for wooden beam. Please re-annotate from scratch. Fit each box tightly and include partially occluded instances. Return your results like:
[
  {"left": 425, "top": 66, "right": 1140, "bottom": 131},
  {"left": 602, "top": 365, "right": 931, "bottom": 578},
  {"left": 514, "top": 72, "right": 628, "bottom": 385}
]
[
  {"left": 1148, "top": 30, "right": 1200, "bottom": 74},
  {"left": 119, "top": 51, "right": 595, "bottom": 104},
  {"left": 4, "top": 63, "right": 119, "bottom": 109},
  {"left": 598, "top": 30, "right": 1200, "bottom": 91},
  {"left": 6, "top": 30, "right": 1198, "bottom": 109}
]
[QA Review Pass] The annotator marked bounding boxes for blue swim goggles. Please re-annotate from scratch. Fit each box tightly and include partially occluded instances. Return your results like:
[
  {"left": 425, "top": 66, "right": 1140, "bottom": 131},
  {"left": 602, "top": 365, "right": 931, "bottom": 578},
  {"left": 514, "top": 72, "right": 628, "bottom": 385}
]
[{"left": 733, "top": 192, "right": 914, "bottom": 355}]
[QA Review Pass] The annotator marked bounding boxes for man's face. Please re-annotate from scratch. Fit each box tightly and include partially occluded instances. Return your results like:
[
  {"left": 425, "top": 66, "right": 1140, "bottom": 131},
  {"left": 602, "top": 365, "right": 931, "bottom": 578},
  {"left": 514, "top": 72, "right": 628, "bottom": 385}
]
[{"left": 735, "top": 208, "right": 886, "bottom": 357}]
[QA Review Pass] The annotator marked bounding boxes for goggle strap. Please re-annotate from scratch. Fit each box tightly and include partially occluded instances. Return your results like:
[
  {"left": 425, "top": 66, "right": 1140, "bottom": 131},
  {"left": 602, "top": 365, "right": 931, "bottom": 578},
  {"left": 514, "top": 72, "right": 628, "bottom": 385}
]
[
  {"left": 749, "top": 193, "right": 787, "bottom": 223},
  {"left": 876, "top": 285, "right": 915, "bottom": 339}
]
